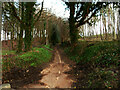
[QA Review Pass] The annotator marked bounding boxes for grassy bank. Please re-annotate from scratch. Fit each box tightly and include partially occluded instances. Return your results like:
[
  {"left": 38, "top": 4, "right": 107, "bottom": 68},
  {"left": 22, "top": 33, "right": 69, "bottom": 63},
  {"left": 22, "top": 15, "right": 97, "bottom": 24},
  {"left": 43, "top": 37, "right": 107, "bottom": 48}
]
[
  {"left": 2, "top": 45, "right": 53, "bottom": 72},
  {"left": 63, "top": 41, "right": 119, "bottom": 88},
  {"left": 2, "top": 45, "right": 53, "bottom": 88}
]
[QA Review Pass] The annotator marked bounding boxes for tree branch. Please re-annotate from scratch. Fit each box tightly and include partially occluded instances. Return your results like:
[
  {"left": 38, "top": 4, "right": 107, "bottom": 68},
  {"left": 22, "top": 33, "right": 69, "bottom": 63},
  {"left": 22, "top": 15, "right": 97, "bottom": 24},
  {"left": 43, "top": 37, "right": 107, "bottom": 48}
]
[
  {"left": 33, "top": 1, "right": 43, "bottom": 26},
  {"left": 8, "top": 2, "right": 24, "bottom": 25},
  {"left": 76, "top": 2, "right": 111, "bottom": 27}
]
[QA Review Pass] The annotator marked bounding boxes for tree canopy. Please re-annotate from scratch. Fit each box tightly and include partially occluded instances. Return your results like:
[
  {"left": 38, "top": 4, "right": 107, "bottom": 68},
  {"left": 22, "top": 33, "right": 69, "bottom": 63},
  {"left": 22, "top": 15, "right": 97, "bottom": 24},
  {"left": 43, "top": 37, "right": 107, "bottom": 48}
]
[{"left": 63, "top": 1, "right": 119, "bottom": 45}]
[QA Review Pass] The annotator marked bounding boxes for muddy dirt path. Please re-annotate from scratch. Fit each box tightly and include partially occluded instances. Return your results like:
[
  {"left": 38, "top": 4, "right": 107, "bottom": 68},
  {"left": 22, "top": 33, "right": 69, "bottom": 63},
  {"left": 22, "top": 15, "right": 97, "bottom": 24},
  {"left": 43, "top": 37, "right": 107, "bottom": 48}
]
[{"left": 23, "top": 47, "right": 74, "bottom": 88}]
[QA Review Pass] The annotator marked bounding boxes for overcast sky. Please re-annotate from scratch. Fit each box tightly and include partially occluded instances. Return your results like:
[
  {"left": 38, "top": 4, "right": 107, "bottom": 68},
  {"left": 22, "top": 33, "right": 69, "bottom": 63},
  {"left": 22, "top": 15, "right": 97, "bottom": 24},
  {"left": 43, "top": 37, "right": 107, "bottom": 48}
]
[{"left": 37, "top": 0, "right": 69, "bottom": 18}]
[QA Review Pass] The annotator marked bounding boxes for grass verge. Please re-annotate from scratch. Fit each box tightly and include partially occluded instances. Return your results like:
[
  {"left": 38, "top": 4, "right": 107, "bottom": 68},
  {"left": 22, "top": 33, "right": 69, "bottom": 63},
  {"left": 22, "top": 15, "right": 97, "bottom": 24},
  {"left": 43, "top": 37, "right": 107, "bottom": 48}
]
[
  {"left": 2, "top": 46, "right": 53, "bottom": 72},
  {"left": 2, "top": 45, "right": 53, "bottom": 88},
  {"left": 63, "top": 41, "right": 119, "bottom": 88}
]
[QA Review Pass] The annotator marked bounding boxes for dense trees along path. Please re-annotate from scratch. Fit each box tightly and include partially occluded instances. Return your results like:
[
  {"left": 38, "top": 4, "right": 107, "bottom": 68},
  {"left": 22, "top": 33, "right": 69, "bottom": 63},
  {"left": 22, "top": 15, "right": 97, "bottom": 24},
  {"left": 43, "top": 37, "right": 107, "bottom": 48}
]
[{"left": 23, "top": 47, "right": 75, "bottom": 88}]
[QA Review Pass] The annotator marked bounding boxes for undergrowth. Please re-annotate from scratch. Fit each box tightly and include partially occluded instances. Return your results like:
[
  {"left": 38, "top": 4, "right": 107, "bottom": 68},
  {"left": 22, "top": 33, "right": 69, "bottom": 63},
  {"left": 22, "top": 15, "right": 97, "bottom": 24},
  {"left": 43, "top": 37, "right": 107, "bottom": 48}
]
[
  {"left": 2, "top": 50, "right": 16, "bottom": 55},
  {"left": 64, "top": 41, "right": 119, "bottom": 67},
  {"left": 2, "top": 46, "right": 53, "bottom": 72},
  {"left": 63, "top": 41, "right": 119, "bottom": 88}
]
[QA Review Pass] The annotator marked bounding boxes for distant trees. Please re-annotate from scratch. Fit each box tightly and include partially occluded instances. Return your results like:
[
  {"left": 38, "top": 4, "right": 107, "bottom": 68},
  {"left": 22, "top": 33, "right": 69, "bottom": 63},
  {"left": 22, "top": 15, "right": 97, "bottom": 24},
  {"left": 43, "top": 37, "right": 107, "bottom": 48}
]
[
  {"left": 2, "top": 1, "right": 43, "bottom": 52},
  {"left": 2, "top": 1, "right": 119, "bottom": 52},
  {"left": 64, "top": 1, "right": 113, "bottom": 46},
  {"left": 76, "top": 3, "right": 119, "bottom": 41},
  {"left": 56, "top": 18, "right": 69, "bottom": 43},
  {"left": 117, "top": 9, "right": 119, "bottom": 40},
  {"left": 34, "top": 9, "right": 69, "bottom": 45},
  {"left": 99, "top": 4, "right": 118, "bottom": 41},
  {"left": 102, "top": 9, "right": 107, "bottom": 40},
  {"left": 2, "top": 3, "right": 19, "bottom": 49}
]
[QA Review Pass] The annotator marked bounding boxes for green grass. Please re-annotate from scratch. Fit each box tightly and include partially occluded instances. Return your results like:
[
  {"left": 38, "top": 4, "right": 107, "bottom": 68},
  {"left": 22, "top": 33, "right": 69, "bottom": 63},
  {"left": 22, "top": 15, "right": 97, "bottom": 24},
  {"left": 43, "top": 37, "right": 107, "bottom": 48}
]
[
  {"left": 2, "top": 50, "right": 16, "bottom": 55},
  {"left": 2, "top": 46, "right": 53, "bottom": 72},
  {"left": 63, "top": 41, "right": 119, "bottom": 88},
  {"left": 42, "top": 45, "right": 53, "bottom": 50},
  {"left": 64, "top": 41, "right": 119, "bottom": 67}
]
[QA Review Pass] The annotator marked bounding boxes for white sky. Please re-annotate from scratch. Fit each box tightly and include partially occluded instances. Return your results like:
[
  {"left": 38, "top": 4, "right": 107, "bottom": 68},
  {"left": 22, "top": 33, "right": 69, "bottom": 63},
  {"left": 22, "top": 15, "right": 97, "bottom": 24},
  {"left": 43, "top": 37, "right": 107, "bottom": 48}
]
[{"left": 37, "top": 0, "right": 69, "bottom": 18}]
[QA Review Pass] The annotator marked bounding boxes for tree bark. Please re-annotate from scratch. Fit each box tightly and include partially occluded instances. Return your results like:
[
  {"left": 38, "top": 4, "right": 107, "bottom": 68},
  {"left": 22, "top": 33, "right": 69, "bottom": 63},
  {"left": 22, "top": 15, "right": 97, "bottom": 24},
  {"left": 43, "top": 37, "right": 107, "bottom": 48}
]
[
  {"left": 69, "top": 3, "right": 78, "bottom": 46},
  {"left": 40, "top": 30, "right": 42, "bottom": 42},
  {"left": 17, "top": 2, "right": 24, "bottom": 53},
  {"left": 112, "top": 8, "right": 116, "bottom": 40},
  {"left": 25, "top": 26, "right": 32, "bottom": 52},
  {"left": 41, "top": 21, "right": 46, "bottom": 44},
  {"left": 104, "top": 17, "right": 107, "bottom": 40},
  {"left": 24, "top": 2, "right": 35, "bottom": 52},
  {"left": 5, "top": 29, "right": 6, "bottom": 40},
  {"left": 11, "top": 27, "right": 14, "bottom": 50},
  {"left": 117, "top": 11, "right": 119, "bottom": 39},
  {"left": 117, "top": 8, "right": 120, "bottom": 83},
  {"left": 46, "top": 19, "right": 49, "bottom": 45},
  {"left": 100, "top": 15, "right": 103, "bottom": 41},
  {"left": 118, "top": 6, "right": 120, "bottom": 41}
]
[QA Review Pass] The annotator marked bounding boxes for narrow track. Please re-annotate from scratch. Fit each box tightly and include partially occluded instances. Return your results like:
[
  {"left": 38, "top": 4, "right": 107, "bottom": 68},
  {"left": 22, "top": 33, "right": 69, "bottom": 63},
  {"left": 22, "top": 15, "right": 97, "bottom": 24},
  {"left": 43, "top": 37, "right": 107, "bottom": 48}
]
[{"left": 23, "top": 47, "right": 74, "bottom": 88}]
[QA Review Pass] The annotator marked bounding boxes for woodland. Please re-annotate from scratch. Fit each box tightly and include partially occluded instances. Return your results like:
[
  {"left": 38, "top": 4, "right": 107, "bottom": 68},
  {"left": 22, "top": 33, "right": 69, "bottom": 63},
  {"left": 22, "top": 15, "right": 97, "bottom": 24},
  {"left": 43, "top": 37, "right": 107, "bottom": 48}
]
[{"left": 1, "top": 0, "right": 120, "bottom": 89}]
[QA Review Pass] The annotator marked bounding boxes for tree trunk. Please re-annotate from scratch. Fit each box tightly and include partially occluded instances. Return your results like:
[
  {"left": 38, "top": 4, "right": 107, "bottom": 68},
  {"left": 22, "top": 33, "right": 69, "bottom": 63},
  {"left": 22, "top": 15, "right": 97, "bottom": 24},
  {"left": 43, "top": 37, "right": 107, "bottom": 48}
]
[
  {"left": 42, "top": 29, "right": 45, "bottom": 44},
  {"left": 69, "top": 3, "right": 78, "bottom": 46},
  {"left": 37, "top": 28, "right": 39, "bottom": 39},
  {"left": 17, "top": 23, "right": 23, "bottom": 52},
  {"left": 40, "top": 30, "right": 42, "bottom": 42},
  {"left": 112, "top": 8, "right": 116, "bottom": 40},
  {"left": 118, "top": 7, "right": 120, "bottom": 41},
  {"left": 41, "top": 21, "right": 46, "bottom": 44},
  {"left": 104, "top": 18, "right": 107, "bottom": 40},
  {"left": 100, "top": 15, "right": 103, "bottom": 41},
  {"left": 117, "top": 8, "right": 120, "bottom": 82},
  {"left": 46, "top": 19, "right": 49, "bottom": 45},
  {"left": 24, "top": 2, "right": 35, "bottom": 52},
  {"left": 7, "top": 32, "right": 9, "bottom": 40},
  {"left": 117, "top": 11, "right": 119, "bottom": 40},
  {"left": 17, "top": 2, "right": 24, "bottom": 53},
  {"left": 5, "top": 29, "right": 6, "bottom": 40},
  {"left": 11, "top": 27, "right": 14, "bottom": 50},
  {"left": 25, "top": 27, "right": 32, "bottom": 52}
]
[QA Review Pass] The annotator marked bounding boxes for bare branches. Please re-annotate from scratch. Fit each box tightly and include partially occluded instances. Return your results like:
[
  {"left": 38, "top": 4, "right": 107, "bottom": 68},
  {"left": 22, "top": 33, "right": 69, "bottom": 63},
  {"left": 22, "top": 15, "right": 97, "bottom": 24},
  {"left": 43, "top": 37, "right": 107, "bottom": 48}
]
[
  {"left": 8, "top": 2, "right": 22, "bottom": 24},
  {"left": 33, "top": 1, "right": 43, "bottom": 26},
  {"left": 75, "top": 2, "right": 111, "bottom": 27}
]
